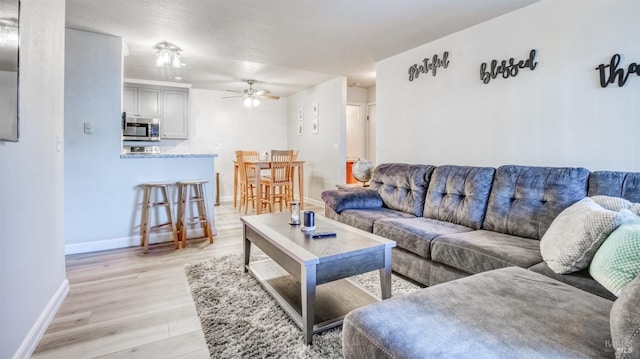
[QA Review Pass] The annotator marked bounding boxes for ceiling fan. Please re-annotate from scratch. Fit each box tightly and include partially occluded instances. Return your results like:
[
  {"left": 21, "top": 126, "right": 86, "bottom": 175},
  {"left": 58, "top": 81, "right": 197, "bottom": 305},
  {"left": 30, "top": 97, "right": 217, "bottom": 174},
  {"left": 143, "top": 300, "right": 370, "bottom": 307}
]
[{"left": 223, "top": 79, "right": 280, "bottom": 107}]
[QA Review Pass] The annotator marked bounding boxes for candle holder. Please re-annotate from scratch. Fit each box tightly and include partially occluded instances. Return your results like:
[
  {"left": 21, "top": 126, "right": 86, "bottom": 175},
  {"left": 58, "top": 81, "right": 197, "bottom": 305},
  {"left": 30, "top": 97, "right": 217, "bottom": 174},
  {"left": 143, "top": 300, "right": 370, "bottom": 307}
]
[
  {"left": 289, "top": 201, "right": 300, "bottom": 225},
  {"left": 302, "top": 210, "right": 315, "bottom": 233}
]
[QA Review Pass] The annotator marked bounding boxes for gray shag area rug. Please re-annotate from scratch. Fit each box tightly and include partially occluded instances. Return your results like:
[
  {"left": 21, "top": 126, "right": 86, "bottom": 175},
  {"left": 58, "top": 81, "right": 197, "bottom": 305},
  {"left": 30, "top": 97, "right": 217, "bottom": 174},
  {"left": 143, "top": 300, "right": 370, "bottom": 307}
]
[{"left": 184, "top": 253, "right": 421, "bottom": 358}]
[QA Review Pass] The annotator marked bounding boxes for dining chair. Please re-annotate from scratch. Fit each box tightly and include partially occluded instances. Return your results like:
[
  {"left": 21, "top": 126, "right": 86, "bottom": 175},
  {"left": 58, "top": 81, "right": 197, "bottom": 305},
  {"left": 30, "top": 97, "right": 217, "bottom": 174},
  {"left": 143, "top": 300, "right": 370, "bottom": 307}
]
[
  {"left": 235, "top": 150, "right": 260, "bottom": 214},
  {"left": 261, "top": 149, "right": 294, "bottom": 213},
  {"left": 289, "top": 150, "right": 299, "bottom": 201}
]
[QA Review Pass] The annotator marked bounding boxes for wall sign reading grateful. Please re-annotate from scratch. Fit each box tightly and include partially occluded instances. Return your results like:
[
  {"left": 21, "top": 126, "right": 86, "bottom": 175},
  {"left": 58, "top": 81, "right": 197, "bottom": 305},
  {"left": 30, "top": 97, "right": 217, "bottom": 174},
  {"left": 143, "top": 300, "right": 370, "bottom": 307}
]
[
  {"left": 480, "top": 49, "right": 538, "bottom": 84},
  {"left": 408, "top": 51, "right": 450, "bottom": 82},
  {"left": 596, "top": 54, "right": 639, "bottom": 88}
]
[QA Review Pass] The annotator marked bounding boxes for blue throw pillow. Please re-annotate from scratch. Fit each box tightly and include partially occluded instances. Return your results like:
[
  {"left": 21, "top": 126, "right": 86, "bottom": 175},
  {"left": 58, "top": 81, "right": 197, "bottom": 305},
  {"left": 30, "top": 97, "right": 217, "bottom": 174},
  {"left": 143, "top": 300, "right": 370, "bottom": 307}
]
[{"left": 321, "top": 189, "right": 383, "bottom": 213}]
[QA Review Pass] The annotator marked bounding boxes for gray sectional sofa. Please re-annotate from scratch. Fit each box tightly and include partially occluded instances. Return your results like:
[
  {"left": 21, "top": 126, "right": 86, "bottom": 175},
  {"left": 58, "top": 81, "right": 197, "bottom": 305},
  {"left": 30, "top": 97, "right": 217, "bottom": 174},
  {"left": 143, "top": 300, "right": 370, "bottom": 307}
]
[{"left": 321, "top": 164, "right": 640, "bottom": 358}]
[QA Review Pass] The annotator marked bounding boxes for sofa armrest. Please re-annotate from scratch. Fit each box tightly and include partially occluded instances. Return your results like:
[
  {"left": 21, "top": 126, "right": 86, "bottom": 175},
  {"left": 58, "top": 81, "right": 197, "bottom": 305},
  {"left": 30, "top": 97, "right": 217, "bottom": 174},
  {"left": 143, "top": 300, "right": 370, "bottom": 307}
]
[{"left": 321, "top": 189, "right": 383, "bottom": 213}]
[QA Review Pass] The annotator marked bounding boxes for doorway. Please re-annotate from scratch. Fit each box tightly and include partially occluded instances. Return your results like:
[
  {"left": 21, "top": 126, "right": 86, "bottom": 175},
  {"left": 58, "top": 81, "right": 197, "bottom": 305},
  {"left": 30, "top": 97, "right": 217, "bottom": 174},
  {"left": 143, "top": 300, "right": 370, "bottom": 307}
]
[{"left": 346, "top": 103, "right": 365, "bottom": 184}]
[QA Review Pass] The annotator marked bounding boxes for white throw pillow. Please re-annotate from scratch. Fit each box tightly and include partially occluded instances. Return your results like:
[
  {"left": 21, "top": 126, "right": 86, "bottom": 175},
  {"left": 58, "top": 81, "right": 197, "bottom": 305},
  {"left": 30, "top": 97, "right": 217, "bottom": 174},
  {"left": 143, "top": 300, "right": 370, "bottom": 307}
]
[
  {"left": 540, "top": 197, "right": 624, "bottom": 274},
  {"left": 591, "top": 195, "right": 640, "bottom": 215}
]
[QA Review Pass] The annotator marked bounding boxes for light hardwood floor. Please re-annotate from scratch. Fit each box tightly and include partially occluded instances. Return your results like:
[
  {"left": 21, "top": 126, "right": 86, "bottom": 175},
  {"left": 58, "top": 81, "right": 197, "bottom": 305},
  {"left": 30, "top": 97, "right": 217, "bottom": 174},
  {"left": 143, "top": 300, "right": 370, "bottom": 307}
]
[{"left": 32, "top": 201, "right": 323, "bottom": 359}]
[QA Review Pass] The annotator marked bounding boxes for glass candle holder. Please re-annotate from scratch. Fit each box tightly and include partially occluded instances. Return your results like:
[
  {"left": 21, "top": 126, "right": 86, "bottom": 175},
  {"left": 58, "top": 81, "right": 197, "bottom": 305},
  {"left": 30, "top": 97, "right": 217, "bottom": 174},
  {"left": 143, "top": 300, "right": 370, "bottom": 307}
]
[
  {"left": 289, "top": 201, "right": 300, "bottom": 225},
  {"left": 302, "top": 210, "right": 315, "bottom": 232}
]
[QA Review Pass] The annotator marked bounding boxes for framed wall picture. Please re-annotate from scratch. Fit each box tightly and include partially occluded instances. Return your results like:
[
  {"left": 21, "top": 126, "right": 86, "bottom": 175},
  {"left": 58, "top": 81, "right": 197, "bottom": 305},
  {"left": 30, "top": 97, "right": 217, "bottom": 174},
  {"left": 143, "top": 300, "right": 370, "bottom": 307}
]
[
  {"left": 311, "top": 102, "right": 319, "bottom": 118},
  {"left": 312, "top": 118, "right": 319, "bottom": 134},
  {"left": 297, "top": 121, "right": 304, "bottom": 136},
  {"left": 297, "top": 107, "right": 304, "bottom": 121}
]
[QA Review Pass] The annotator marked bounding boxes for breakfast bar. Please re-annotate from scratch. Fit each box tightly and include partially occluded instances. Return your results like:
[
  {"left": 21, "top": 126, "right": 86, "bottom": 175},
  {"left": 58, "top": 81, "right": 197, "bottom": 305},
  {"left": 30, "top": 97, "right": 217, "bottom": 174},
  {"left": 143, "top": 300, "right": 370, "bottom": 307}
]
[{"left": 65, "top": 153, "right": 218, "bottom": 254}]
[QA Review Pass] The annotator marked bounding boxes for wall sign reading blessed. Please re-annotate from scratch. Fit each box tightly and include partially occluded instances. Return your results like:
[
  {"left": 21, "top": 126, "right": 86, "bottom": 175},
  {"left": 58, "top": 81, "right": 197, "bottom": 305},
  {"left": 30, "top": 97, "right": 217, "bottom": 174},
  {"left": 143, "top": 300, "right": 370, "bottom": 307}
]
[
  {"left": 596, "top": 54, "right": 639, "bottom": 88},
  {"left": 408, "top": 51, "right": 450, "bottom": 82},
  {"left": 480, "top": 49, "right": 538, "bottom": 84}
]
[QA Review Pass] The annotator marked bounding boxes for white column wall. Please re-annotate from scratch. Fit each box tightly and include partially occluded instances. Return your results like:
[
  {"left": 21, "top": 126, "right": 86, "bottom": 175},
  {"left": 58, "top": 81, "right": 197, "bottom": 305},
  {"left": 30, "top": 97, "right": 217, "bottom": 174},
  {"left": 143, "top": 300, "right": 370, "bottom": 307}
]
[{"left": 0, "top": 0, "right": 67, "bottom": 357}]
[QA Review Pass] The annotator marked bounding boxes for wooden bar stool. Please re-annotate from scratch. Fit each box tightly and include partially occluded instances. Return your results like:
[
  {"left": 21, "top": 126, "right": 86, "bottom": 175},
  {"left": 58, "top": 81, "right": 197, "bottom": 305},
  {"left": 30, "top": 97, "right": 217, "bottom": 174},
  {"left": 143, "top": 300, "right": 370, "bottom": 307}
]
[
  {"left": 140, "top": 181, "right": 179, "bottom": 253},
  {"left": 176, "top": 179, "right": 214, "bottom": 247}
]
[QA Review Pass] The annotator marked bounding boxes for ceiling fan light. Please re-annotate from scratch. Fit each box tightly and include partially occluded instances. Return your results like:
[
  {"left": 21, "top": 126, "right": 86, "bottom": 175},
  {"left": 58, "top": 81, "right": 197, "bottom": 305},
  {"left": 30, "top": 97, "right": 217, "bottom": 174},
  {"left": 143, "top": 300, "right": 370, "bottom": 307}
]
[
  {"left": 252, "top": 98, "right": 260, "bottom": 107},
  {"left": 244, "top": 97, "right": 253, "bottom": 107},
  {"left": 154, "top": 41, "right": 183, "bottom": 68},
  {"left": 171, "top": 53, "right": 182, "bottom": 68}
]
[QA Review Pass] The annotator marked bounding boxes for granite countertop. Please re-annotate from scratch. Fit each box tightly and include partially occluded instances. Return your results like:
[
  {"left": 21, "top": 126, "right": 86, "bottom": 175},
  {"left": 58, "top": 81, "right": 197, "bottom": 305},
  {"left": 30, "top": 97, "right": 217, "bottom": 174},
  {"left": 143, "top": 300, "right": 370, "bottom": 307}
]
[{"left": 120, "top": 153, "right": 218, "bottom": 159}]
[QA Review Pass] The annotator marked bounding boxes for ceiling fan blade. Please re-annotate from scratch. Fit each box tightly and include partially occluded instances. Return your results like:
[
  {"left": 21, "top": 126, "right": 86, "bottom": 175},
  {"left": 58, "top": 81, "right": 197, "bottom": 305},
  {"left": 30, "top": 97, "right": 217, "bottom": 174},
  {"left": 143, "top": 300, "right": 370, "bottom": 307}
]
[
  {"left": 225, "top": 89, "right": 243, "bottom": 94},
  {"left": 258, "top": 95, "right": 280, "bottom": 100},
  {"left": 222, "top": 95, "right": 244, "bottom": 99},
  {"left": 254, "top": 89, "right": 270, "bottom": 96}
]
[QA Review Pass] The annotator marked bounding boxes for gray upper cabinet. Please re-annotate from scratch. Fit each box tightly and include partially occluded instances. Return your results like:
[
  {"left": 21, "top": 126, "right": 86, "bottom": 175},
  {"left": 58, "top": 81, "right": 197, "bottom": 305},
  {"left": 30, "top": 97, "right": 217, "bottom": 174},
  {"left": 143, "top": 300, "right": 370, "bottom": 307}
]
[
  {"left": 123, "top": 86, "right": 138, "bottom": 115},
  {"left": 162, "top": 90, "right": 188, "bottom": 139},
  {"left": 123, "top": 84, "right": 189, "bottom": 139},
  {"left": 138, "top": 88, "right": 162, "bottom": 118}
]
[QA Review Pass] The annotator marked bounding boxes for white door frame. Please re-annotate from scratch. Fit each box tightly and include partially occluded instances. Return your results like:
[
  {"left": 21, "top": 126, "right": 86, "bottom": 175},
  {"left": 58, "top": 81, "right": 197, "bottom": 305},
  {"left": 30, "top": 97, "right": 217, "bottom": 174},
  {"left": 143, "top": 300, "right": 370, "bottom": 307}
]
[{"left": 346, "top": 102, "right": 365, "bottom": 160}]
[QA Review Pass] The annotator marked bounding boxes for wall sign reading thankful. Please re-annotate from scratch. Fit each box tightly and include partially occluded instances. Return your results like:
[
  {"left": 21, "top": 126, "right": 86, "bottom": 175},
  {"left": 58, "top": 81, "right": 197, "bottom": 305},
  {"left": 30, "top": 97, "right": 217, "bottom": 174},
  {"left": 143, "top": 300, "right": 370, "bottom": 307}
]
[
  {"left": 480, "top": 49, "right": 538, "bottom": 84},
  {"left": 596, "top": 54, "right": 639, "bottom": 88},
  {"left": 408, "top": 52, "right": 450, "bottom": 82}
]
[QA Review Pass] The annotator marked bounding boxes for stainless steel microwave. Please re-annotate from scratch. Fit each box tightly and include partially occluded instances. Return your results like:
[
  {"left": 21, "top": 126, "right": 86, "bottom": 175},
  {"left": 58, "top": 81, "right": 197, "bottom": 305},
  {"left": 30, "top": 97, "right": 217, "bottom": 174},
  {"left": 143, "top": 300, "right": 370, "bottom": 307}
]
[{"left": 122, "top": 113, "right": 160, "bottom": 141}]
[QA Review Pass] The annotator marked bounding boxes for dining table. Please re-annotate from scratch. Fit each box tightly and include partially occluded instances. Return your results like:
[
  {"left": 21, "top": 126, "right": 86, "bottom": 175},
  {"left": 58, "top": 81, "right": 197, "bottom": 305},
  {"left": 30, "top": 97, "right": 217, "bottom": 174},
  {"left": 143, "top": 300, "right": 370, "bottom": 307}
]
[{"left": 233, "top": 160, "right": 305, "bottom": 214}]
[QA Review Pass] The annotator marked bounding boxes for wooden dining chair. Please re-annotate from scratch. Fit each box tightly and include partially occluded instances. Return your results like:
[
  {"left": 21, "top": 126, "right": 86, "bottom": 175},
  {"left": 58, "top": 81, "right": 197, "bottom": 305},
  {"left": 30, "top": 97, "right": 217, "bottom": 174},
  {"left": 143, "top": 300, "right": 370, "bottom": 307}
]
[
  {"left": 235, "top": 150, "right": 260, "bottom": 214},
  {"left": 261, "top": 149, "right": 294, "bottom": 213},
  {"left": 289, "top": 150, "right": 299, "bottom": 202}
]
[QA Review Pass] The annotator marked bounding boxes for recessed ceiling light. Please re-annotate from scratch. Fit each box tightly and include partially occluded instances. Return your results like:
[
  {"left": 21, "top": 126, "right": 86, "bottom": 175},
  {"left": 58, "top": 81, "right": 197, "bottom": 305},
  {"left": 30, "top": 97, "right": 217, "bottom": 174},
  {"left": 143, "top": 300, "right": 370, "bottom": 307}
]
[{"left": 174, "top": 76, "right": 182, "bottom": 80}]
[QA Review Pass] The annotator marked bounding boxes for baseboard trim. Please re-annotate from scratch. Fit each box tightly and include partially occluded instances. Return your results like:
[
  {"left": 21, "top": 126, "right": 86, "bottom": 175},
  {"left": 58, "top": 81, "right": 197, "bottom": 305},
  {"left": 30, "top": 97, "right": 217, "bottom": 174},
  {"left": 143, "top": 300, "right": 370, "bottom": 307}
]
[
  {"left": 13, "top": 279, "right": 69, "bottom": 359},
  {"left": 305, "top": 197, "right": 324, "bottom": 207},
  {"left": 65, "top": 226, "right": 216, "bottom": 255}
]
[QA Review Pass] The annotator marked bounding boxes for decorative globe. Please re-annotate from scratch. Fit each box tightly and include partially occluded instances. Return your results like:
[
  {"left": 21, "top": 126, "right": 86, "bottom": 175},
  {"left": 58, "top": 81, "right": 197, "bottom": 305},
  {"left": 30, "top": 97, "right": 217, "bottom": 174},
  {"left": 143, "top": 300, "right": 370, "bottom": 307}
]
[{"left": 352, "top": 159, "right": 374, "bottom": 186}]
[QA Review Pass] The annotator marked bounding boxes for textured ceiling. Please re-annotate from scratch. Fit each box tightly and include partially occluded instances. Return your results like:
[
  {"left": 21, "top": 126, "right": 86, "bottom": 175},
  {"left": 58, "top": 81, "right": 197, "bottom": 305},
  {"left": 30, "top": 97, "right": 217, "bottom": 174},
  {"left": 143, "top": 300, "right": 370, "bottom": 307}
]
[{"left": 65, "top": 0, "right": 540, "bottom": 96}]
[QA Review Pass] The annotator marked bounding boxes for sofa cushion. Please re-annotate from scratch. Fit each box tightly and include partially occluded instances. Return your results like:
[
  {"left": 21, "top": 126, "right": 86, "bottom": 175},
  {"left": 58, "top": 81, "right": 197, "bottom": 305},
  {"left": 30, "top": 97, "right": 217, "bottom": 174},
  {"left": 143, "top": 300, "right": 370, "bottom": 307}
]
[
  {"left": 369, "top": 163, "right": 435, "bottom": 216},
  {"left": 540, "top": 197, "right": 624, "bottom": 274},
  {"left": 483, "top": 165, "right": 589, "bottom": 240},
  {"left": 589, "top": 171, "right": 640, "bottom": 203},
  {"left": 590, "top": 211, "right": 640, "bottom": 297},
  {"left": 423, "top": 165, "right": 495, "bottom": 229},
  {"left": 610, "top": 273, "right": 640, "bottom": 358},
  {"left": 321, "top": 188, "right": 382, "bottom": 213},
  {"left": 328, "top": 208, "right": 416, "bottom": 233},
  {"left": 431, "top": 230, "right": 542, "bottom": 274},
  {"left": 343, "top": 267, "right": 613, "bottom": 359},
  {"left": 373, "top": 217, "right": 473, "bottom": 259},
  {"left": 529, "top": 262, "right": 617, "bottom": 301}
]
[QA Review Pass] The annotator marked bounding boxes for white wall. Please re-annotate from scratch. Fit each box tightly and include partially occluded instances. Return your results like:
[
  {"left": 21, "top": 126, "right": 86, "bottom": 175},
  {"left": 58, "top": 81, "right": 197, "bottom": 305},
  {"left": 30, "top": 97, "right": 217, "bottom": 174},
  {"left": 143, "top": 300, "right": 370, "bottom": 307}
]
[
  {"left": 177, "top": 89, "right": 288, "bottom": 201},
  {"left": 0, "top": 0, "right": 67, "bottom": 357},
  {"left": 347, "top": 86, "right": 368, "bottom": 103},
  {"left": 288, "top": 77, "right": 347, "bottom": 201},
  {"left": 377, "top": 0, "right": 640, "bottom": 171}
]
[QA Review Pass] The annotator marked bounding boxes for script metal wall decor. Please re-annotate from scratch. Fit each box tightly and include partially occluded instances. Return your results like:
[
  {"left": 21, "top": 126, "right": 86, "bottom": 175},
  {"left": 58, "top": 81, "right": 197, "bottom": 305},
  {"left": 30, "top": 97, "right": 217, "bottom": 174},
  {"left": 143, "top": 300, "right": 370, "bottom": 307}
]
[
  {"left": 596, "top": 54, "right": 639, "bottom": 88},
  {"left": 408, "top": 51, "right": 450, "bottom": 82},
  {"left": 480, "top": 49, "right": 538, "bottom": 84}
]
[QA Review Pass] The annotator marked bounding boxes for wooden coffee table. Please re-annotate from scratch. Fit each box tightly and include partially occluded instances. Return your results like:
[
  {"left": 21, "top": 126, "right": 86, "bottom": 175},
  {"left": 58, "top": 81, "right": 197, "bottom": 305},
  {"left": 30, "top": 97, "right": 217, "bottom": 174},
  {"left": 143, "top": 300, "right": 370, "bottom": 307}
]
[{"left": 241, "top": 212, "right": 396, "bottom": 345}]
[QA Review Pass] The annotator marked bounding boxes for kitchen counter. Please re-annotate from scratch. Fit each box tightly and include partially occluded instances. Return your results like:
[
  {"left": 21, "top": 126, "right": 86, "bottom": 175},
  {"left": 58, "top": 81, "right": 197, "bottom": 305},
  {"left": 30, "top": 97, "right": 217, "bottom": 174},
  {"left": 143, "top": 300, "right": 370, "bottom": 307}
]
[
  {"left": 66, "top": 152, "right": 219, "bottom": 255},
  {"left": 120, "top": 153, "right": 217, "bottom": 159}
]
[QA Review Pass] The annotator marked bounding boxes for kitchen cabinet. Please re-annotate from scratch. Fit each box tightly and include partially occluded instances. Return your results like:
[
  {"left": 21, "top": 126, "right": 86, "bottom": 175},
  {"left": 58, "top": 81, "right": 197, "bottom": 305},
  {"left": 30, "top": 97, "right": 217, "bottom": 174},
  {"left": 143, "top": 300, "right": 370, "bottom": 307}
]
[
  {"left": 138, "top": 88, "right": 162, "bottom": 117},
  {"left": 123, "top": 84, "right": 189, "bottom": 139},
  {"left": 162, "top": 90, "right": 188, "bottom": 139},
  {"left": 123, "top": 87, "right": 161, "bottom": 117},
  {"left": 123, "top": 86, "right": 138, "bottom": 115}
]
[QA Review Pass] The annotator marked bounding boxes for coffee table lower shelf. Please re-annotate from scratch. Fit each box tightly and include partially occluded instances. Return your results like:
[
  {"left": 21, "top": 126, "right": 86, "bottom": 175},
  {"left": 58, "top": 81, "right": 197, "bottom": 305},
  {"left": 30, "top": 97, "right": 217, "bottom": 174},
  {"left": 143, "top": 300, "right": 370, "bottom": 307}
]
[{"left": 247, "top": 259, "right": 379, "bottom": 337}]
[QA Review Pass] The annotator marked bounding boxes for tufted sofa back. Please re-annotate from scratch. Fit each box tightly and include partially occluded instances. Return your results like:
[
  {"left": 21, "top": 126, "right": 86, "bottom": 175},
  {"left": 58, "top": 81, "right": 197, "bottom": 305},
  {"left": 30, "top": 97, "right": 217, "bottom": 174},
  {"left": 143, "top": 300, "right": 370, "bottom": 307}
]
[
  {"left": 588, "top": 171, "right": 640, "bottom": 202},
  {"left": 369, "top": 163, "right": 435, "bottom": 216},
  {"left": 423, "top": 165, "right": 495, "bottom": 229},
  {"left": 483, "top": 165, "right": 589, "bottom": 240}
]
